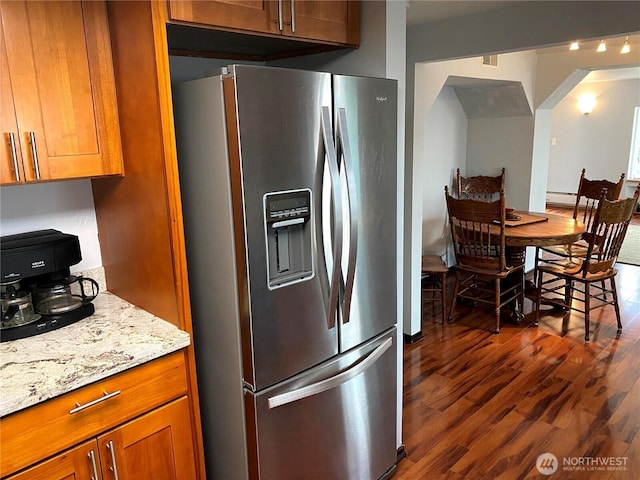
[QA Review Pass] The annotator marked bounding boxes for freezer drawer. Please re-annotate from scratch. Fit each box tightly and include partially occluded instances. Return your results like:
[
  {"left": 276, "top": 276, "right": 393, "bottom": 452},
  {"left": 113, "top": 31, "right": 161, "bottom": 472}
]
[{"left": 245, "top": 329, "right": 397, "bottom": 480}]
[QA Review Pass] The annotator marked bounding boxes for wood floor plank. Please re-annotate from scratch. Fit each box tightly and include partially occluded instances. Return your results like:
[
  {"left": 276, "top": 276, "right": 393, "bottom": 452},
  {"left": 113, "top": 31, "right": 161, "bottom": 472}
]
[{"left": 396, "top": 241, "right": 640, "bottom": 480}]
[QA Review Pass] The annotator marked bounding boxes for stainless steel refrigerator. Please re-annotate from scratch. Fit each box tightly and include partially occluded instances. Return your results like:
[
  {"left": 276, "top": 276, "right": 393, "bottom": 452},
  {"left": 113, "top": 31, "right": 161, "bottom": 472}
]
[{"left": 173, "top": 65, "right": 397, "bottom": 480}]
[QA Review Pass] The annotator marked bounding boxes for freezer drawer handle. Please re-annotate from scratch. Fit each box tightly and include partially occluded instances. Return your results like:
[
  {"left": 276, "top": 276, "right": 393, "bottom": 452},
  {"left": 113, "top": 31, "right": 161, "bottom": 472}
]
[{"left": 267, "top": 337, "right": 392, "bottom": 409}]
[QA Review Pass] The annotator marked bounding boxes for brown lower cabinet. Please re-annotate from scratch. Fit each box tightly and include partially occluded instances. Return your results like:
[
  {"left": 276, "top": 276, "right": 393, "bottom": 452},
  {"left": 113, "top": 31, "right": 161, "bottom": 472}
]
[
  {"left": 0, "top": 352, "right": 196, "bottom": 479},
  {"left": 6, "top": 398, "right": 195, "bottom": 480}
]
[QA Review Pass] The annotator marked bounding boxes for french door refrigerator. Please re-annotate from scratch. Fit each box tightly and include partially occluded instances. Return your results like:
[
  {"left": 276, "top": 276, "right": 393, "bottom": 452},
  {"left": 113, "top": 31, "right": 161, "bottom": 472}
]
[{"left": 173, "top": 65, "right": 398, "bottom": 480}]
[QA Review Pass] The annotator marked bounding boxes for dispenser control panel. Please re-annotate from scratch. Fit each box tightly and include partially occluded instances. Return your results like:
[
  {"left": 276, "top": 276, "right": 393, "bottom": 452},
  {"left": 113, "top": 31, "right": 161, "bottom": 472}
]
[
  {"left": 265, "top": 190, "right": 311, "bottom": 224},
  {"left": 263, "top": 189, "right": 313, "bottom": 289}
]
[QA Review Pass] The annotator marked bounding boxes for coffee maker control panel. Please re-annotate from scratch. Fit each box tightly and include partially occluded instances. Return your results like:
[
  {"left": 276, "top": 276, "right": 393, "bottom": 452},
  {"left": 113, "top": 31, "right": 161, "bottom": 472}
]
[{"left": 1, "top": 229, "right": 81, "bottom": 283}]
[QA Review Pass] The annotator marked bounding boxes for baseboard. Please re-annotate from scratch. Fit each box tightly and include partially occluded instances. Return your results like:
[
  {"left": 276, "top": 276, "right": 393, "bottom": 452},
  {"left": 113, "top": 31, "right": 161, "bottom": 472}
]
[
  {"left": 396, "top": 444, "right": 407, "bottom": 463},
  {"left": 403, "top": 331, "right": 424, "bottom": 344}
]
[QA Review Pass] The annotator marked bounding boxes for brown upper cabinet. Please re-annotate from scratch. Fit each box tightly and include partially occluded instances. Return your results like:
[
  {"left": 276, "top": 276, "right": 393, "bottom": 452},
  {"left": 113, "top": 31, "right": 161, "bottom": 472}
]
[
  {"left": 0, "top": 1, "right": 123, "bottom": 186},
  {"left": 167, "top": 0, "right": 360, "bottom": 46}
]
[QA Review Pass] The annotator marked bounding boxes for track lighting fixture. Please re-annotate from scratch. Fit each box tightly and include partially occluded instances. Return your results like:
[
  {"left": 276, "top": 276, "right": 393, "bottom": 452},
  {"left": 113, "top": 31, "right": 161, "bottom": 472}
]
[{"left": 621, "top": 37, "right": 631, "bottom": 54}]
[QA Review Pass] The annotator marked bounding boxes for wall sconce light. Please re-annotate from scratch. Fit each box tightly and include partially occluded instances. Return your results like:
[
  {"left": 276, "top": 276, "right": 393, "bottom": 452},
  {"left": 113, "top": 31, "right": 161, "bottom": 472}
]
[
  {"left": 597, "top": 39, "right": 607, "bottom": 52},
  {"left": 578, "top": 94, "right": 596, "bottom": 114},
  {"left": 621, "top": 36, "right": 631, "bottom": 54},
  {"left": 569, "top": 41, "right": 580, "bottom": 51}
]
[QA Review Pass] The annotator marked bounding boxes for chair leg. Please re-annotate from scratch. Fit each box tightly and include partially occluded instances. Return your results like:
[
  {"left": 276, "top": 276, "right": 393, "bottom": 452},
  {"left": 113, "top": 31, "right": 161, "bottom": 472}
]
[
  {"left": 494, "top": 278, "right": 501, "bottom": 334},
  {"left": 440, "top": 272, "right": 447, "bottom": 325},
  {"left": 584, "top": 282, "right": 591, "bottom": 343},
  {"left": 448, "top": 271, "right": 461, "bottom": 323},
  {"left": 564, "top": 279, "right": 572, "bottom": 309},
  {"left": 610, "top": 276, "right": 622, "bottom": 332},
  {"left": 535, "top": 269, "right": 543, "bottom": 326}
]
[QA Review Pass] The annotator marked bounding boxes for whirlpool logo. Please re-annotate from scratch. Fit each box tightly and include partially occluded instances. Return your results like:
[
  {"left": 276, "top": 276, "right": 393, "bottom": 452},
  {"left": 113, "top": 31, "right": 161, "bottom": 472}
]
[{"left": 536, "top": 453, "right": 559, "bottom": 475}]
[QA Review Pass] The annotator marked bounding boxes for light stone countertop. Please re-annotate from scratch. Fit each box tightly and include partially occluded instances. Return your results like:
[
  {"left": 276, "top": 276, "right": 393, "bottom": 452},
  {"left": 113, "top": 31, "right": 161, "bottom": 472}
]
[{"left": 0, "top": 268, "right": 191, "bottom": 417}]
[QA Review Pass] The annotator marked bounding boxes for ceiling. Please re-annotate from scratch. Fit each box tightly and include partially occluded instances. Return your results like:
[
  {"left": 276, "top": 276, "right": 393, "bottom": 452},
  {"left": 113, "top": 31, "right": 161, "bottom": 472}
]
[
  {"left": 406, "top": 1, "right": 521, "bottom": 27},
  {"left": 405, "top": 2, "right": 640, "bottom": 82}
]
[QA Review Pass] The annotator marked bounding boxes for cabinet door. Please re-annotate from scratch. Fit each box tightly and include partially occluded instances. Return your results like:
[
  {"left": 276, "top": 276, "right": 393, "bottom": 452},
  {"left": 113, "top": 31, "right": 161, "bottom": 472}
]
[
  {"left": 6, "top": 440, "right": 103, "bottom": 480},
  {"left": 168, "top": 0, "right": 280, "bottom": 35},
  {"left": 0, "top": 18, "right": 24, "bottom": 185},
  {"left": 97, "top": 397, "right": 196, "bottom": 480},
  {"left": 0, "top": 0, "right": 123, "bottom": 182},
  {"left": 282, "top": 0, "right": 359, "bottom": 45}
]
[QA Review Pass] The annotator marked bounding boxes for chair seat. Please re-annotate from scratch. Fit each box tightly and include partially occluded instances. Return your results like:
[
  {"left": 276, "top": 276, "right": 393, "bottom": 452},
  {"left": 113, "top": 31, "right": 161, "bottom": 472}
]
[
  {"left": 456, "top": 262, "right": 524, "bottom": 278},
  {"left": 538, "top": 262, "right": 617, "bottom": 282},
  {"left": 539, "top": 240, "right": 590, "bottom": 258}
]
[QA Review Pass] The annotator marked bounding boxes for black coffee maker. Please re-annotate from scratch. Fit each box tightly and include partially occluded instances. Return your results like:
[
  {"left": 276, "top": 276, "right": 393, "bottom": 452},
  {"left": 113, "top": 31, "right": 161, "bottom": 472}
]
[{"left": 1, "top": 229, "right": 99, "bottom": 342}]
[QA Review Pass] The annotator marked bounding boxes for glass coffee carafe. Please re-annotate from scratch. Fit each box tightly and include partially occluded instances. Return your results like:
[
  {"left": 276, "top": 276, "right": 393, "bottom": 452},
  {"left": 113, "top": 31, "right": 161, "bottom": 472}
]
[
  {"left": 32, "top": 275, "right": 99, "bottom": 316},
  {"left": 1, "top": 284, "right": 41, "bottom": 328}
]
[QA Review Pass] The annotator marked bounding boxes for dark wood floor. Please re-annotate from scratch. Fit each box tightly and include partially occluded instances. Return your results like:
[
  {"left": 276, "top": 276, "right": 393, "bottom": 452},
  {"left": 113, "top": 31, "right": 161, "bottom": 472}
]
[{"left": 394, "top": 207, "right": 640, "bottom": 479}]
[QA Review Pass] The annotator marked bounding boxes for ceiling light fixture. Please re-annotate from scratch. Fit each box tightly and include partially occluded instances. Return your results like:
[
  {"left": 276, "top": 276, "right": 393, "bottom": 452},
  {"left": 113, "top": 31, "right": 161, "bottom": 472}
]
[
  {"left": 597, "top": 39, "right": 607, "bottom": 52},
  {"left": 621, "top": 36, "right": 631, "bottom": 54},
  {"left": 569, "top": 41, "right": 580, "bottom": 51}
]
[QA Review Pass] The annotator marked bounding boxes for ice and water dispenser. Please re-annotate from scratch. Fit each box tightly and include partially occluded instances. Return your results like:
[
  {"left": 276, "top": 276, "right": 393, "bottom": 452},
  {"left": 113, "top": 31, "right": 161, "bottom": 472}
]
[{"left": 264, "top": 189, "right": 314, "bottom": 289}]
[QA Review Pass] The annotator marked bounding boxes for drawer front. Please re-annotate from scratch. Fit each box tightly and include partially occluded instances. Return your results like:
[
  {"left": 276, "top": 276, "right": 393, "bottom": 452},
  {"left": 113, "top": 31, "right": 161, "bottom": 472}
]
[{"left": 0, "top": 351, "right": 188, "bottom": 477}]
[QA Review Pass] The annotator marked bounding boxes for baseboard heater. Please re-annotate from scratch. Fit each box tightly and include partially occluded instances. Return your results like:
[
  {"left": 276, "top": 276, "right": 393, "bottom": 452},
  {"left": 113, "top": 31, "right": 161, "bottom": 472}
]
[{"left": 546, "top": 191, "right": 576, "bottom": 206}]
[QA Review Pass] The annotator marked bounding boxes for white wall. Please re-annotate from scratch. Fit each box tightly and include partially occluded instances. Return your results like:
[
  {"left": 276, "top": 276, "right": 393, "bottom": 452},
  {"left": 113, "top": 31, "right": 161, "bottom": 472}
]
[
  {"left": 405, "top": 50, "right": 537, "bottom": 336},
  {"left": 421, "top": 87, "right": 467, "bottom": 261},
  {"left": 467, "top": 116, "right": 535, "bottom": 210},
  {"left": 0, "top": 181, "right": 101, "bottom": 272},
  {"left": 547, "top": 78, "right": 639, "bottom": 198}
]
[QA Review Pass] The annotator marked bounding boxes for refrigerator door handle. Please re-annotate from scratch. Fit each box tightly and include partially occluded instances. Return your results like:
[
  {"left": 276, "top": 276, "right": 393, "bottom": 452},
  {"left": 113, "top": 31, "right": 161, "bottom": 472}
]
[
  {"left": 267, "top": 337, "right": 392, "bottom": 409},
  {"left": 321, "top": 106, "right": 342, "bottom": 330},
  {"left": 336, "top": 108, "right": 358, "bottom": 325}
]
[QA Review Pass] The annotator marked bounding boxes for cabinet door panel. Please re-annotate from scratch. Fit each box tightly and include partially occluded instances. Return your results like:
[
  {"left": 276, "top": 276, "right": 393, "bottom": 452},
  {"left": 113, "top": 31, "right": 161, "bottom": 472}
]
[
  {"left": 0, "top": 0, "right": 123, "bottom": 181},
  {"left": 0, "top": 19, "right": 24, "bottom": 185},
  {"left": 6, "top": 440, "right": 102, "bottom": 480},
  {"left": 98, "top": 397, "right": 196, "bottom": 480},
  {"left": 168, "top": 0, "right": 280, "bottom": 35},
  {"left": 284, "top": 0, "right": 359, "bottom": 45}
]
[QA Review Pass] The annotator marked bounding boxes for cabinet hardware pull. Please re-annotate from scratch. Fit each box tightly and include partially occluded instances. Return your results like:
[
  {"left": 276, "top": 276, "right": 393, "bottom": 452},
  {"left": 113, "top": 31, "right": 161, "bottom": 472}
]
[
  {"left": 88, "top": 450, "right": 100, "bottom": 480},
  {"left": 274, "top": 0, "right": 283, "bottom": 30},
  {"left": 107, "top": 440, "right": 120, "bottom": 480},
  {"left": 8, "top": 132, "right": 21, "bottom": 182},
  {"left": 289, "top": 0, "right": 296, "bottom": 32},
  {"left": 28, "top": 132, "right": 41, "bottom": 180},
  {"left": 69, "top": 390, "right": 121, "bottom": 414}
]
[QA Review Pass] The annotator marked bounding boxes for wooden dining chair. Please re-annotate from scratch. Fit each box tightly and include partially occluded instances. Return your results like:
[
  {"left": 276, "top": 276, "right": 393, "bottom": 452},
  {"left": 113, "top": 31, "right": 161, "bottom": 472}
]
[
  {"left": 445, "top": 186, "right": 524, "bottom": 334},
  {"left": 421, "top": 255, "right": 448, "bottom": 324},
  {"left": 456, "top": 167, "right": 506, "bottom": 202},
  {"left": 535, "top": 187, "right": 640, "bottom": 343},
  {"left": 534, "top": 168, "right": 625, "bottom": 273}
]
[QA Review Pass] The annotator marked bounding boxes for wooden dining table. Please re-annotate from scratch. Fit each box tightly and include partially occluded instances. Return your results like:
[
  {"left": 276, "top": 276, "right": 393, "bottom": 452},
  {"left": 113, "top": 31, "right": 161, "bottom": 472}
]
[
  {"left": 500, "top": 211, "right": 585, "bottom": 248},
  {"left": 490, "top": 211, "right": 585, "bottom": 320}
]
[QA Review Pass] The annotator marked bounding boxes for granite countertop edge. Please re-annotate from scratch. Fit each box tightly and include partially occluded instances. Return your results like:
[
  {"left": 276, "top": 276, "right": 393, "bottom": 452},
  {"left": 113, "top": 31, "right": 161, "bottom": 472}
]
[{"left": 0, "top": 270, "right": 191, "bottom": 418}]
